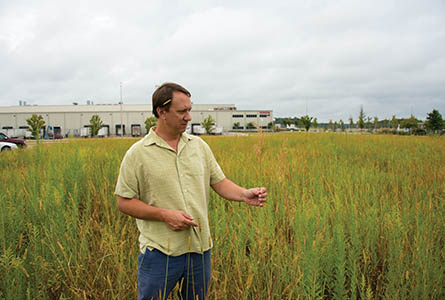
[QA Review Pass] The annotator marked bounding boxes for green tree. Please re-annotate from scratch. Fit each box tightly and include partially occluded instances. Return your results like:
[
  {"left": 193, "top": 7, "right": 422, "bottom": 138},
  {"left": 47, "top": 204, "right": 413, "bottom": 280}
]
[
  {"left": 145, "top": 116, "right": 157, "bottom": 133},
  {"left": 373, "top": 116, "right": 379, "bottom": 130},
  {"left": 358, "top": 106, "right": 365, "bottom": 131},
  {"left": 89, "top": 114, "right": 104, "bottom": 137},
  {"left": 366, "top": 116, "right": 372, "bottom": 130},
  {"left": 283, "top": 119, "right": 292, "bottom": 128},
  {"left": 299, "top": 115, "right": 313, "bottom": 132},
  {"left": 339, "top": 119, "right": 345, "bottom": 132},
  {"left": 202, "top": 115, "right": 215, "bottom": 134},
  {"left": 26, "top": 114, "right": 45, "bottom": 141},
  {"left": 246, "top": 122, "right": 256, "bottom": 130},
  {"left": 349, "top": 117, "right": 354, "bottom": 129},
  {"left": 328, "top": 120, "right": 334, "bottom": 131},
  {"left": 313, "top": 118, "right": 318, "bottom": 128},
  {"left": 425, "top": 109, "right": 443, "bottom": 133},
  {"left": 390, "top": 115, "right": 398, "bottom": 131},
  {"left": 400, "top": 115, "right": 419, "bottom": 133}
]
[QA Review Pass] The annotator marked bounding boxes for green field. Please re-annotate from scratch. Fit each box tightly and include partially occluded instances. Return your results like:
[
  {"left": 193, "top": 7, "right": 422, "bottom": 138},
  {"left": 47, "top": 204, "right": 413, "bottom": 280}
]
[{"left": 1, "top": 133, "right": 444, "bottom": 299}]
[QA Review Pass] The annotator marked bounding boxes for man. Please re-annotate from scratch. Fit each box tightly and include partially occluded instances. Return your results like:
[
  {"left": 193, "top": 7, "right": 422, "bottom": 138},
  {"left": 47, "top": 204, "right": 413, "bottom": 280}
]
[{"left": 115, "top": 82, "right": 267, "bottom": 300}]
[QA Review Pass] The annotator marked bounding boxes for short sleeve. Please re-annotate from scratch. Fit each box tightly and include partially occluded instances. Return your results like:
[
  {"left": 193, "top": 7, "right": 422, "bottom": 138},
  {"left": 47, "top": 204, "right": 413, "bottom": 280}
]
[
  {"left": 202, "top": 141, "right": 225, "bottom": 185},
  {"left": 114, "top": 151, "right": 139, "bottom": 199}
]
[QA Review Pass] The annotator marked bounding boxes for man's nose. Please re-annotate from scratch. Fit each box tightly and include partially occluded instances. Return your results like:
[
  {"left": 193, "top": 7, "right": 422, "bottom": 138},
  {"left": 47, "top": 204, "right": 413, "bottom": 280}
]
[{"left": 184, "top": 111, "right": 192, "bottom": 121}]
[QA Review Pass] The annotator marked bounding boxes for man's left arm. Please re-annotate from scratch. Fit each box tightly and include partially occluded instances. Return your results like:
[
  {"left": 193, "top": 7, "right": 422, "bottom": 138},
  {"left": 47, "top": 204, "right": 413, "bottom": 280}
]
[{"left": 211, "top": 178, "right": 267, "bottom": 207}]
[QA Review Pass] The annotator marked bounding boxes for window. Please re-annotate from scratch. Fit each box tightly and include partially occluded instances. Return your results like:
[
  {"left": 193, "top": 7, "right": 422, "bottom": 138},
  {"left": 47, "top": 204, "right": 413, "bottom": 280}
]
[
  {"left": 246, "top": 114, "right": 257, "bottom": 118},
  {"left": 232, "top": 114, "right": 244, "bottom": 118},
  {"left": 260, "top": 114, "right": 269, "bottom": 118}
]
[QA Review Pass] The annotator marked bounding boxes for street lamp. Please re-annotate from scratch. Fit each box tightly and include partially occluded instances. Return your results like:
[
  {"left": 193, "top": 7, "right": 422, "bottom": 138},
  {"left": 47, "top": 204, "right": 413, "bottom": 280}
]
[{"left": 120, "top": 82, "right": 123, "bottom": 136}]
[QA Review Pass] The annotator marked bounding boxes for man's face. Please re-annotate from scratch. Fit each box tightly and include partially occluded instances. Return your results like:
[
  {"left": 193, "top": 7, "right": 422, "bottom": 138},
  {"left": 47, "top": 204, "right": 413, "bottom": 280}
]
[{"left": 161, "top": 91, "right": 192, "bottom": 134}]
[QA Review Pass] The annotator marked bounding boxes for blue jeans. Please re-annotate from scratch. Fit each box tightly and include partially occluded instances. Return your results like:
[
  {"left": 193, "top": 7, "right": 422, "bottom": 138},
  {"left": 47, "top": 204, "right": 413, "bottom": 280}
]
[{"left": 137, "top": 248, "right": 211, "bottom": 300}]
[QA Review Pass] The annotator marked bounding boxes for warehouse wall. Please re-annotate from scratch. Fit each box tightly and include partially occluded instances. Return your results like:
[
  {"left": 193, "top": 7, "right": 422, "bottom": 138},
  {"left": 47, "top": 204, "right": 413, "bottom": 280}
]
[{"left": 0, "top": 104, "right": 273, "bottom": 137}]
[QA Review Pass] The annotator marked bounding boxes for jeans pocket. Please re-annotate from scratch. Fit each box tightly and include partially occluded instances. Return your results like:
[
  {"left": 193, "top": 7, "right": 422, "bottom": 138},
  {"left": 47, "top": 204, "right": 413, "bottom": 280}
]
[{"left": 138, "top": 248, "right": 153, "bottom": 273}]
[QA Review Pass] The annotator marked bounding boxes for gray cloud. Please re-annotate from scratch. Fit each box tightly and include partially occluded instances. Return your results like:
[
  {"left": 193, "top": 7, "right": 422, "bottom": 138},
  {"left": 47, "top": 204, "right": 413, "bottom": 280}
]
[{"left": 1, "top": 0, "right": 444, "bottom": 122}]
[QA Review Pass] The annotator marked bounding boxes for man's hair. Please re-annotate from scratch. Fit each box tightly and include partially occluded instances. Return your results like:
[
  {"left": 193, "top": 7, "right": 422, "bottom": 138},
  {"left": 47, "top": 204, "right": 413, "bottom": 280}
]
[{"left": 152, "top": 82, "right": 191, "bottom": 118}]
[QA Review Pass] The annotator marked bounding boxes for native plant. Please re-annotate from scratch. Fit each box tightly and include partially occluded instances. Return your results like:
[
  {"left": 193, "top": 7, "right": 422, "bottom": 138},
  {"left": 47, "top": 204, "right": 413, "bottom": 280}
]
[{"left": 1, "top": 135, "right": 443, "bottom": 299}]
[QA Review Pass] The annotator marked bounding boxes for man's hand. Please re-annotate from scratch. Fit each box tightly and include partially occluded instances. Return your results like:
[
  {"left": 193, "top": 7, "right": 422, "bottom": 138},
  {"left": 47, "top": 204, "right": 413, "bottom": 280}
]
[
  {"left": 243, "top": 187, "right": 267, "bottom": 207},
  {"left": 211, "top": 179, "right": 268, "bottom": 206},
  {"left": 161, "top": 209, "right": 199, "bottom": 231}
]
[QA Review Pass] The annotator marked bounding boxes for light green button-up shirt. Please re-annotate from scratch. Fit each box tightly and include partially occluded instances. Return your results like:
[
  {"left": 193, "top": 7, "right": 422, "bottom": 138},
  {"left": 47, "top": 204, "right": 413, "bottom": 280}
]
[{"left": 115, "top": 128, "right": 225, "bottom": 256}]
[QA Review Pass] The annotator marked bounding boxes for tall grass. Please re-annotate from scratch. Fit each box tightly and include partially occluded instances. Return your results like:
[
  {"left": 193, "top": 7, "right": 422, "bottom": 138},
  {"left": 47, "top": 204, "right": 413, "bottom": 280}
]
[{"left": 0, "top": 134, "right": 443, "bottom": 299}]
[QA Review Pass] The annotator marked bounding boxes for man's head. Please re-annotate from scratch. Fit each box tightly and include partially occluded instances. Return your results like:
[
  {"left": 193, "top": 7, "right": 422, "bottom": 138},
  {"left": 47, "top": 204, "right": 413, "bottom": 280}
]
[
  {"left": 152, "top": 82, "right": 192, "bottom": 136},
  {"left": 152, "top": 83, "right": 191, "bottom": 118}
]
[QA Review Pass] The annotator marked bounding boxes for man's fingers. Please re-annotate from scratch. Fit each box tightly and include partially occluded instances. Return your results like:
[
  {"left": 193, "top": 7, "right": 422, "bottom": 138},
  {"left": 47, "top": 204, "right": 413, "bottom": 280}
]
[
  {"left": 182, "top": 212, "right": 195, "bottom": 221},
  {"left": 181, "top": 212, "right": 198, "bottom": 226},
  {"left": 254, "top": 187, "right": 267, "bottom": 195},
  {"left": 254, "top": 187, "right": 267, "bottom": 201},
  {"left": 175, "top": 212, "right": 198, "bottom": 229},
  {"left": 184, "top": 219, "right": 199, "bottom": 227},
  {"left": 172, "top": 221, "right": 198, "bottom": 231}
]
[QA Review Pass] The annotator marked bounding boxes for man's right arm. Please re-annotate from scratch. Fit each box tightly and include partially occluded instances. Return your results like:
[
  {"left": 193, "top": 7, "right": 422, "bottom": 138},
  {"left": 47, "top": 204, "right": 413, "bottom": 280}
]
[{"left": 117, "top": 196, "right": 198, "bottom": 231}]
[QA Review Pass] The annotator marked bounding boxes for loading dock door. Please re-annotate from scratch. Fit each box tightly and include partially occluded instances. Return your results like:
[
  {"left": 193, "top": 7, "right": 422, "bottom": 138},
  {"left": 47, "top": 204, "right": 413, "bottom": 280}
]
[
  {"left": 116, "top": 124, "right": 125, "bottom": 136},
  {"left": 131, "top": 124, "right": 141, "bottom": 136}
]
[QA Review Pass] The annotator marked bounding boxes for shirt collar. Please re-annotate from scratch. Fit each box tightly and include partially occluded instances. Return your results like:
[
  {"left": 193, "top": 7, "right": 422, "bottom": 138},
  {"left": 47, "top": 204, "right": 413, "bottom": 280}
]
[{"left": 143, "top": 127, "right": 193, "bottom": 148}]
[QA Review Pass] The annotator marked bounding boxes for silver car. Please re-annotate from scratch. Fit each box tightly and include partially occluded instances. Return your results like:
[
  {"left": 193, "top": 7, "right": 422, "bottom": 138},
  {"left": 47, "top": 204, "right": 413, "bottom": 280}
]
[{"left": 0, "top": 142, "right": 18, "bottom": 151}]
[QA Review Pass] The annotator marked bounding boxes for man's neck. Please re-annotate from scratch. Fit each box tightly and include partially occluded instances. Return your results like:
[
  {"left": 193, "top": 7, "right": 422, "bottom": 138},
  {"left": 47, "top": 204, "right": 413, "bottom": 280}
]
[{"left": 154, "top": 125, "right": 181, "bottom": 151}]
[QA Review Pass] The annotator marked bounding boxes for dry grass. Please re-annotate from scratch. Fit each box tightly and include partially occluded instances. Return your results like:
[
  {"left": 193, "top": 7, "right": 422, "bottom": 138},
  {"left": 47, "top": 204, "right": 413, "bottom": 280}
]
[{"left": 0, "top": 133, "right": 444, "bottom": 299}]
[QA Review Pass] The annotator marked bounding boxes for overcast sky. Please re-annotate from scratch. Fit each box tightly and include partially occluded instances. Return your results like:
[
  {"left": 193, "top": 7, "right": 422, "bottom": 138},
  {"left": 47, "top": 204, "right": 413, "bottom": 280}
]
[{"left": 1, "top": 0, "right": 444, "bottom": 122}]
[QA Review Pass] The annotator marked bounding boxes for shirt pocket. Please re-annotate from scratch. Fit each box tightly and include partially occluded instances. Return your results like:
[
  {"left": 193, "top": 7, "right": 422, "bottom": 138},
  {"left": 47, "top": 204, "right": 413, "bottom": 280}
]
[{"left": 181, "top": 150, "right": 204, "bottom": 177}]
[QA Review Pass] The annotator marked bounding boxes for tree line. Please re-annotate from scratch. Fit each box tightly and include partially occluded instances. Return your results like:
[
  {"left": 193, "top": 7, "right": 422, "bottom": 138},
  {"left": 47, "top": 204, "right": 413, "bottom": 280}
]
[{"left": 274, "top": 108, "right": 444, "bottom": 135}]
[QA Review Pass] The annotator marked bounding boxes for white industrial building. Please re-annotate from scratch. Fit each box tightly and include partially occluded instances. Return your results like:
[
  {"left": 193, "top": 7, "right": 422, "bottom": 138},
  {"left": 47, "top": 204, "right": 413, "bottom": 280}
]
[{"left": 0, "top": 103, "right": 273, "bottom": 138}]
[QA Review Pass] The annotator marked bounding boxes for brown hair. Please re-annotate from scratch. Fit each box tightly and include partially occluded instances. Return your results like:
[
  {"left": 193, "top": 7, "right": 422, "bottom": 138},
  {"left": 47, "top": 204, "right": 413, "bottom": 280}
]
[{"left": 152, "top": 82, "right": 191, "bottom": 118}]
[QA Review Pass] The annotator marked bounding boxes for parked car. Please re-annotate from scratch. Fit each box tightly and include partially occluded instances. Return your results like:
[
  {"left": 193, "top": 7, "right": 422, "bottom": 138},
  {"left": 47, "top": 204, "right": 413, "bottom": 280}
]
[
  {"left": 0, "top": 132, "right": 27, "bottom": 148},
  {"left": 0, "top": 142, "right": 18, "bottom": 151},
  {"left": 413, "top": 128, "right": 427, "bottom": 136}
]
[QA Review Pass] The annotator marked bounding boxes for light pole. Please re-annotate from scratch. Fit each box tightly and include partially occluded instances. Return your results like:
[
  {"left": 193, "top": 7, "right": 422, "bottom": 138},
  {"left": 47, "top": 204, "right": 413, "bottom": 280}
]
[{"left": 120, "top": 82, "right": 123, "bottom": 136}]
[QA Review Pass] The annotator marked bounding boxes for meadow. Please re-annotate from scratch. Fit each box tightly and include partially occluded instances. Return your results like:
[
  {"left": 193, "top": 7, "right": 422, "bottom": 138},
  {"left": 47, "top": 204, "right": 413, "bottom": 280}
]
[{"left": 0, "top": 133, "right": 443, "bottom": 300}]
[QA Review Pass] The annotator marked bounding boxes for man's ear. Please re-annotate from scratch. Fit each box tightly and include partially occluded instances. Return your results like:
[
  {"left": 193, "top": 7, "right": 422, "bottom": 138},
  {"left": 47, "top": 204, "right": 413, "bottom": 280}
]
[{"left": 157, "top": 107, "right": 164, "bottom": 118}]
